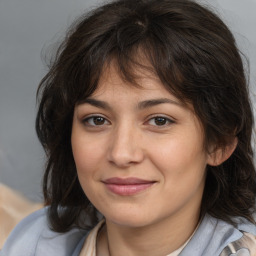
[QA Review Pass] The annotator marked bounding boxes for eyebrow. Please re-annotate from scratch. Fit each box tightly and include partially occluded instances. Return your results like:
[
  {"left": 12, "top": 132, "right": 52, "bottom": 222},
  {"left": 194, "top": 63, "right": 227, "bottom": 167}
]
[
  {"left": 137, "top": 98, "right": 182, "bottom": 109},
  {"left": 78, "top": 98, "right": 111, "bottom": 110},
  {"left": 79, "top": 97, "right": 183, "bottom": 110}
]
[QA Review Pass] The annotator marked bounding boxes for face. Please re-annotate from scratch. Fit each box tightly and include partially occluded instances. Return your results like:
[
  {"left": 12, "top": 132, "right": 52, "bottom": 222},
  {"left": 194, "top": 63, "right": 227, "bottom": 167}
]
[{"left": 71, "top": 64, "right": 211, "bottom": 228}]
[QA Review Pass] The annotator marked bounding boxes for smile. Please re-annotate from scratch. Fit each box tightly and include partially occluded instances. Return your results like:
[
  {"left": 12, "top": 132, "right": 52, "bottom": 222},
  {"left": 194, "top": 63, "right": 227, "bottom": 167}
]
[{"left": 102, "top": 177, "right": 156, "bottom": 196}]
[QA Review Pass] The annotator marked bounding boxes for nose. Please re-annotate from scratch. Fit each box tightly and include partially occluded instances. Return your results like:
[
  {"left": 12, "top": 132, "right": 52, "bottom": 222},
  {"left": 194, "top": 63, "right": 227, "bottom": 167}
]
[{"left": 107, "top": 123, "right": 144, "bottom": 168}]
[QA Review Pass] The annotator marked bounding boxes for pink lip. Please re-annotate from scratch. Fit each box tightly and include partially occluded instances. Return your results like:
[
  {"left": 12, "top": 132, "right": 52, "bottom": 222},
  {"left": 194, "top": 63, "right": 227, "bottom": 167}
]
[{"left": 102, "top": 177, "right": 156, "bottom": 196}]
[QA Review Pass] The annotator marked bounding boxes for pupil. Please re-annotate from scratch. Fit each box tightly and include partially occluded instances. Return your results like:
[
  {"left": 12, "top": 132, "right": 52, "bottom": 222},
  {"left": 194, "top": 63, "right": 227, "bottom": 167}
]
[
  {"left": 155, "top": 117, "right": 166, "bottom": 125},
  {"left": 94, "top": 117, "right": 104, "bottom": 125}
]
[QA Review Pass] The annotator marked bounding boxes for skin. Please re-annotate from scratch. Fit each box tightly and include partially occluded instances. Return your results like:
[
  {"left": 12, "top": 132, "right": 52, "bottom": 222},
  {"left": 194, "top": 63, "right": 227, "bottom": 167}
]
[{"left": 71, "top": 63, "right": 218, "bottom": 256}]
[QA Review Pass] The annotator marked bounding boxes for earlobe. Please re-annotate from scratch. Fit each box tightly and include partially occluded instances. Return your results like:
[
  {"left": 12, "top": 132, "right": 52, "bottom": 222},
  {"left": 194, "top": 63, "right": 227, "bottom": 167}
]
[{"left": 207, "top": 137, "right": 238, "bottom": 166}]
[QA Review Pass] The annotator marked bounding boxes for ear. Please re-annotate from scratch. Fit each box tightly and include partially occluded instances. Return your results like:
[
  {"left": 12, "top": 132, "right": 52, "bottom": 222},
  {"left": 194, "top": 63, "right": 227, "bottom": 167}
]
[{"left": 207, "top": 137, "right": 238, "bottom": 166}]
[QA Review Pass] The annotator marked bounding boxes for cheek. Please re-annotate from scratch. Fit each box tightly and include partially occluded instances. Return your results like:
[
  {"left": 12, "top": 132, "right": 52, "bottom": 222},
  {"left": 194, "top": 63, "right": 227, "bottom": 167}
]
[
  {"left": 73, "top": 146, "right": 99, "bottom": 173},
  {"left": 149, "top": 132, "right": 207, "bottom": 200},
  {"left": 71, "top": 137, "right": 103, "bottom": 199},
  {"left": 153, "top": 139, "right": 207, "bottom": 203},
  {"left": 71, "top": 130, "right": 104, "bottom": 177},
  {"left": 151, "top": 136, "right": 206, "bottom": 171}
]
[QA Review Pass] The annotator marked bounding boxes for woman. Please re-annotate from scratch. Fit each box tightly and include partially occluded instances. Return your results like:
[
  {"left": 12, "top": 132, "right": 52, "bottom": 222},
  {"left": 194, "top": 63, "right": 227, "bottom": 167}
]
[{"left": 1, "top": 0, "right": 256, "bottom": 255}]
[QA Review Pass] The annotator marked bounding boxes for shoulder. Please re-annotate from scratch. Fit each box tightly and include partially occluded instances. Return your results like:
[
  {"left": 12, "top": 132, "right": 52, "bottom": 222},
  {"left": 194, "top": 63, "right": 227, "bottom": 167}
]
[
  {"left": 0, "top": 207, "right": 89, "bottom": 256},
  {"left": 219, "top": 217, "right": 256, "bottom": 256},
  {"left": 220, "top": 232, "right": 256, "bottom": 256},
  {"left": 181, "top": 214, "right": 256, "bottom": 256}
]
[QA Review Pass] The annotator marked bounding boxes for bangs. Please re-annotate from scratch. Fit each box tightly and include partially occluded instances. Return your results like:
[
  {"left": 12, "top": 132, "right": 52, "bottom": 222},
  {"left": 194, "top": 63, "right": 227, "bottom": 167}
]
[{"left": 73, "top": 28, "right": 186, "bottom": 106}]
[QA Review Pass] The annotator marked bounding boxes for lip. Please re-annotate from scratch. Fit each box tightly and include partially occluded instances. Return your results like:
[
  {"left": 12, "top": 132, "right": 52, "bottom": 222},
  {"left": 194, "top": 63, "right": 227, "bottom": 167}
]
[{"left": 102, "top": 177, "right": 156, "bottom": 196}]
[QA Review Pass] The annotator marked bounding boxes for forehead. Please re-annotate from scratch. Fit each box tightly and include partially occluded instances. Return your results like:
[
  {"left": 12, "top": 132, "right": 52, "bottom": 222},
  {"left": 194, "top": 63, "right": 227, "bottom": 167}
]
[
  {"left": 92, "top": 61, "right": 177, "bottom": 100},
  {"left": 85, "top": 61, "right": 196, "bottom": 116}
]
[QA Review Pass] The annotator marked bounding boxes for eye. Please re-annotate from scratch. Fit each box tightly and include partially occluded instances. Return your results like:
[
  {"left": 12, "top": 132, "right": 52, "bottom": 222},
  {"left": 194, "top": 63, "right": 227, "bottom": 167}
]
[
  {"left": 83, "top": 116, "right": 110, "bottom": 126},
  {"left": 148, "top": 116, "right": 174, "bottom": 126}
]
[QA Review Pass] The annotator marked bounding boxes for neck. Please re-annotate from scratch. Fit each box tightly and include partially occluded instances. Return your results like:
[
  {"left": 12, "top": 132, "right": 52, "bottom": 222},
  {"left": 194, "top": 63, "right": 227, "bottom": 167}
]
[{"left": 98, "top": 209, "right": 200, "bottom": 256}]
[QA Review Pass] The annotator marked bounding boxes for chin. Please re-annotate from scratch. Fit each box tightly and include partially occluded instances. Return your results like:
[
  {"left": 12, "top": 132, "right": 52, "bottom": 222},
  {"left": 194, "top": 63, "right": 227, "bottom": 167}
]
[
  {"left": 109, "top": 217, "right": 151, "bottom": 228},
  {"left": 103, "top": 209, "right": 156, "bottom": 228}
]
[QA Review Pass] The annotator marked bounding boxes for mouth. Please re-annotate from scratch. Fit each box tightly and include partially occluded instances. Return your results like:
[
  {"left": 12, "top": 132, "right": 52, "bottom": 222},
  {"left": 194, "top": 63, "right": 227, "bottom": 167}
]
[{"left": 102, "top": 177, "right": 156, "bottom": 196}]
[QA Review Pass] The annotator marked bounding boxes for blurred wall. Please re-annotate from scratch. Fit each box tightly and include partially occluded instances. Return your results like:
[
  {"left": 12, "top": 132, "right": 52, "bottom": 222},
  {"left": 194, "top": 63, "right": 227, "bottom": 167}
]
[{"left": 0, "top": 0, "right": 255, "bottom": 202}]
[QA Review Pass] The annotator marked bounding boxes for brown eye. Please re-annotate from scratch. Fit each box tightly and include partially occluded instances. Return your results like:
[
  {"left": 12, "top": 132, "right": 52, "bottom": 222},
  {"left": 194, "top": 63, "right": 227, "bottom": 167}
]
[
  {"left": 154, "top": 117, "right": 167, "bottom": 126},
  {"left": 83, "top": 116, "right": 109, "bottom": 126},
  {"left": 93, "top": 117, "right": 105, "bottom": 125},
  {"left": 148, "top": 116, "right": 174, "bottom": 127}
]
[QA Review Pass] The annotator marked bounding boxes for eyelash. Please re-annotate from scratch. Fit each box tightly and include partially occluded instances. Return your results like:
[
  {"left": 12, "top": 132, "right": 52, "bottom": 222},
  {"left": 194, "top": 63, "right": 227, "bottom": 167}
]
[{"left": 82, "top": 115, "right": 174, "bottom": 128}]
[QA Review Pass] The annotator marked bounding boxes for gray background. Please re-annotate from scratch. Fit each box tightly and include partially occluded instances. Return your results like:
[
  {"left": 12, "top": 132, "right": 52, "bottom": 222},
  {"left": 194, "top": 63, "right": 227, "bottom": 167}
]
[{"left": 0, "top": 0, "right": 255, "bottom": 202}]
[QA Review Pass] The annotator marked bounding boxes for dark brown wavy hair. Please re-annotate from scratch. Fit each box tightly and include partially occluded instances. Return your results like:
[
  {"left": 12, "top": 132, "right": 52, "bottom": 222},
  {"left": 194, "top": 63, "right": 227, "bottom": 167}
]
[{"left": 36, "top": 0, "right": 256, "bottom": 232}]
